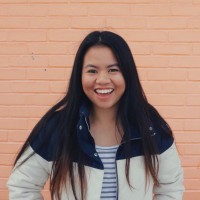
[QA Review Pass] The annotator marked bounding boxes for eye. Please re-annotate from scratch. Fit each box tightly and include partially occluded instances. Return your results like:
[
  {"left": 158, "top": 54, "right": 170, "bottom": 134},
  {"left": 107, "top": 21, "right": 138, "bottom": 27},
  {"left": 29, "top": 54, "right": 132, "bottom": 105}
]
[
  {"left": 108, "top": 68, "right": 120, "bottom": 72},
  {"left": 87, "top": 69, "right": 97, "bottom": 74}
]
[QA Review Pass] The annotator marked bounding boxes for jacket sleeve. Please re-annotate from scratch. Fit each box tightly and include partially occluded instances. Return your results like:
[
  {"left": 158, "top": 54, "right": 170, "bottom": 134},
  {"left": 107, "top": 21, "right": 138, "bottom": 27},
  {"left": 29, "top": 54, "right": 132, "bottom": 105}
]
[
  {"left": 7, "top": 145, "right": 51, "bottom": 200},
  {"left": 153, "top": 142, "right": 185, "bottom": 200}
]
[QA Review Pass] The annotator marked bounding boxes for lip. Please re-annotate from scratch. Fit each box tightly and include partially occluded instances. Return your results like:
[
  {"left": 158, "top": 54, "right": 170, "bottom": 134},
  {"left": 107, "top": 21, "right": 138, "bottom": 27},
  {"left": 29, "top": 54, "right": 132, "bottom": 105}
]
[
  {"left": 94, "top": 88, "right": 114, "bottom": 92},
  {"left": 94, "top": 88, "right": 114, "bottom": 100},
  {"left": 94, "top": 88, "right": 114, "bottom": 94}
]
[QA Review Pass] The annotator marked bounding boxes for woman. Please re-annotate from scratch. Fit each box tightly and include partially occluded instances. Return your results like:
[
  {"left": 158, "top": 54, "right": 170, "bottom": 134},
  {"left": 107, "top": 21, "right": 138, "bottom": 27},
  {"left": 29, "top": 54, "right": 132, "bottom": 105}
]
[{"left": 7, "top": 31, "right": 184, "bottom": 200}]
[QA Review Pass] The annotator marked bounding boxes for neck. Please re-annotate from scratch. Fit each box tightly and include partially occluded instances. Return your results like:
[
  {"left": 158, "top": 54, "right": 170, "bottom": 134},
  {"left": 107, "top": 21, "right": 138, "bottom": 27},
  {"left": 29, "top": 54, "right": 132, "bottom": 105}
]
[
  {"left": 89, "top": 105, "right": 123, "bottom": 146},
  {"left": 89, "top": 106, "right": 117, "bottom": 125}
]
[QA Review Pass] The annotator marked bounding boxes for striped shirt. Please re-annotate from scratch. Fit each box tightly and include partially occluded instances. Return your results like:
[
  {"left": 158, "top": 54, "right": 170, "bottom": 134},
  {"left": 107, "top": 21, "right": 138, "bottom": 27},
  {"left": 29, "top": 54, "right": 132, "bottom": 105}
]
[{"left": 95, "top": 144, "right": 119, "bottom": 200}]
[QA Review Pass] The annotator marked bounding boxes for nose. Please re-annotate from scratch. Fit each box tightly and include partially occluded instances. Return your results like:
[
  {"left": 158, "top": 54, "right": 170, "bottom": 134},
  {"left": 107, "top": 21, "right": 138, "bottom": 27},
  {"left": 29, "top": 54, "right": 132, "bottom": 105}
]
[{"left": 96, "top": 72, "right": 111, "bottom": 84}]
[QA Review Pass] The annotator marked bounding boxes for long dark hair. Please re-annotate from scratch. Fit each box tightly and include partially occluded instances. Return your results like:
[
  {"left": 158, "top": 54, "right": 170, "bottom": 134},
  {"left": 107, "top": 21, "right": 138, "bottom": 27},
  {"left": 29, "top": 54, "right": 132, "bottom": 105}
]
[{"left": 14, "top": 31, "right": 173, "bottom": 200}]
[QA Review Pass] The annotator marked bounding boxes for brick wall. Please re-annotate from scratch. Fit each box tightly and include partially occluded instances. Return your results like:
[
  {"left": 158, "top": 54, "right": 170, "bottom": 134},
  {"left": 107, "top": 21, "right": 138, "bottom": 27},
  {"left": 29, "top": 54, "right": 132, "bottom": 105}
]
[{"left": 0, "top": 0, "right": 200, "bottom": 199}]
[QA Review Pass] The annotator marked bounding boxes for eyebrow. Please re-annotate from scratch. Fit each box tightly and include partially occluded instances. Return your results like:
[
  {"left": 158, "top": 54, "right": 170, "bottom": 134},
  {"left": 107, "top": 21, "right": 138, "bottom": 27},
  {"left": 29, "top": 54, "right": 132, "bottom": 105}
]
[{"left": 84, "top": 63, "right": 119, "bottom": 69}]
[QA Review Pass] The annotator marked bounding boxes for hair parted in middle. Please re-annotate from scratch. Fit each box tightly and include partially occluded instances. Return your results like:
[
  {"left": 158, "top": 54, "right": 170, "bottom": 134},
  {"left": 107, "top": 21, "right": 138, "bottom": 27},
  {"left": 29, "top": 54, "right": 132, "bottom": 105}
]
[{"left": 14, "top": 31, "right": 173, "bottom": 200}]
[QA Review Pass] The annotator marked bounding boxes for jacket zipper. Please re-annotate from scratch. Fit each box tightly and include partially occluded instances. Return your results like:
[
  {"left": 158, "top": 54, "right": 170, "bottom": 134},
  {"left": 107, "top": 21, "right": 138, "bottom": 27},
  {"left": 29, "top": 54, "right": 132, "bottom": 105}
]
[{"left": 84, "top": 117, "right": 156, "bottom": 200}]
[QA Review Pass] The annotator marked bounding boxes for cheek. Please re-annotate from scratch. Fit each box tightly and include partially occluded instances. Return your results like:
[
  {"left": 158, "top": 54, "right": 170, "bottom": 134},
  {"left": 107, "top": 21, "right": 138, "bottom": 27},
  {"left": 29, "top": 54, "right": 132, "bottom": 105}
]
[
  {"left": 115, "top": 76, "right": 126, "bottom": 90},
  {"left": 82, "top": 76, "right": 94, "bottom": 91}
]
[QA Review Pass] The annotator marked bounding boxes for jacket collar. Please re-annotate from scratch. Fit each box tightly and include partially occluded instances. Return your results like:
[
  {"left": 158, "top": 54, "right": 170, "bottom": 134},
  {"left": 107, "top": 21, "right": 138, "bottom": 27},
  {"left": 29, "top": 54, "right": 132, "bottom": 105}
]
[{"left": 78, "top": 102, "right": 156, "bottom": 142}]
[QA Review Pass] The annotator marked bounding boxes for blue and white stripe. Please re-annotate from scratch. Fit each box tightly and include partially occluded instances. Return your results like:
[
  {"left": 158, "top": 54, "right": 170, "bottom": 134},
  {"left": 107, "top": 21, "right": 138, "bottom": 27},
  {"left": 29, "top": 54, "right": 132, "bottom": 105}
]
[{"left": 95, "top": 145, "right": 119, "bottom": 200}]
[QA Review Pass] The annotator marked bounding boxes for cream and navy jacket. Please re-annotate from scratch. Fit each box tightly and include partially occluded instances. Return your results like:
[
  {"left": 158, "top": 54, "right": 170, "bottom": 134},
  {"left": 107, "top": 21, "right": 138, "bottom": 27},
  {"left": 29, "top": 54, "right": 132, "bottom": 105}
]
[{"left": 7, "top": 104, "right": 184, "bottom": 200}]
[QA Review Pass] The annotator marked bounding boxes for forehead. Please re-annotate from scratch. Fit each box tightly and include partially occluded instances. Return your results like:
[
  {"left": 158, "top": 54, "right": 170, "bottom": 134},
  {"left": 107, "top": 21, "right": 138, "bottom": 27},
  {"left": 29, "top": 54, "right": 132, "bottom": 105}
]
[{"left": 83, "top": 46, "right": 117, "bottom": 65}]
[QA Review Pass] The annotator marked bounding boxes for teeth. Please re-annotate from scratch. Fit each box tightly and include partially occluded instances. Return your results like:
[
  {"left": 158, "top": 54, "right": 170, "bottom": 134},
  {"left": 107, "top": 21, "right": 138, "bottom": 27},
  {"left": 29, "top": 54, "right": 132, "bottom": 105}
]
[{"left": 95, "top": 89, "right": 113, "bottom": 94}]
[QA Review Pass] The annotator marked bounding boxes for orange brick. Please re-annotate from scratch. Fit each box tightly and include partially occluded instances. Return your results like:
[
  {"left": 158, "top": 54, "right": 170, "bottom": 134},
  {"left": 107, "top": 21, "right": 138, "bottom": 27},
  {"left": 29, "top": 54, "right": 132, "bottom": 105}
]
[
  {"left": 152, "top": 44, "right": 191, "bottom": 55},
  {"left": 28, "top": 42, "right": 74, "bottom": 55},
  {"left": 137, "top": 68, "right": 148, "bottom": 81},
  {"left": 88, "top": 4, "right": 130, "bottom": 16},
  {"left": 11, "top": 81, "right": 49, "bottom": 93},
  {"left": 186, "top": 95, "right": 200, "bottom": 106},
  {"left": 131, "top": 4, "right": 170, "bottom": 15},
  {"left": 49, "top": 81, "right": 68, "bottom": 93},
  {"left": 184, "top": 119, "right": 200, "bottom": 131},
  {"left": 169, "top": 0, "right": 193, "bottom": 3},
  {"left": 0, "top": 82, "right": 11, "bottom": 93},
  {"left": 0, "top": 0, "right": 27, "bottom": 2},
  {"left": 0, "top": 43, "right": 28, "bottom": 55},
  {"left": 0, "top": 118, "right": 27, "bottom": 130},
  {"left": 118, "top": 30, "right": 168, "bottom": 42},
  {"left": 188, "top": 70, "right": 200, "bottom": 81},
  {"left": 184, "top": 179, "right": 200, "bottom": 190},
  {"left": 175, "top": 133, "right": 200, "bottom": 143},
  {"left": 27, "top": 118, "right": 43, "bottom": 130},
  {"left": 0, "top": 69, "right": 26, "bottom": 80},
  {"left": 0, "top": 31, "right": 7, "bottom": 41},
  {"left": 0, "top": 131, "right": 7, "bottom": 142},
  {"left": 8, "top": 30, "right": 46, "bottom": 42},
  {"left": 177, "top": 144, "right": 200, "bottom": 155},
  {"left": 184, "top": 168, "right": 200, "bottom": 179},
  {"left": 0, "top": 94, "right": 26, "bottom": 105},
  {"left": 171, "top": 4, "right": 200, "bottom": 15},
  {"left": 135, "top": 55, "right": 169, "bottom": 68},
  {"left": 25, "top": 94, "right": 63, "bottom": 106},
  {"left": 48, "top": 4, "right": 87, "bottom": 16},
  {"left": 9, "top": 106, "right": 49, "bottom": 118},
  {"left": 156, "top": 106, "right": 200, "bottom": 119},
  {"left": 47, "top": 30, "right": 89, "bottom": 42},
  {"left": 72, "top": 0, "right": 151, "bottom": 2},
  {"left": 194, "top": 0, "right": 200, "bottom": 3},
  {"left": 142, "top": 81, "right": 163, "bottom": 94},
  {"left": 0, "top": 190, "right": 9, "bottom": 200},
  {"left": 0, "top": 17, "right": 29, "bottom": 29},
  {"left": 169, "top": 56, "right": 200, "bottom": 68},
  {"left": 169, "top": 31, "right": 200, "bottom": 42},
  {"left": 147, "top": 94, "right": 185, "bottom": 106},
  {"left": 0, "top": 5, "right": 8, "bottom": 16},
  {"left": 193, "top": 43, "right": 200, "bottom": 55},
  {"left": 48, "top": 55, "right": 74, "bottom": 67},
  {"left": 0, "top": 154, "right": 16, "bottom": 166},
  {"left": 129, "top": 42, "right": 151, "bottom": 55},
  {"left": 30, "top": 16, "right": 70, "bottom": 28},
  {"left": 188, "top": 17, "right": 200, "bottom": 29},
  {"left": 147, "top": 68, "right": 187, "bottom": 81},
  {"left": 0, "top": 143, "right": 22, "bottom": 154},
  {"left": 30, "top": 0, "right": 68, "bottom": 2},
  {"left": 167, "top": 119, "right": 184, "bottom": 131},
  {"left": 0, "top": 56, "right": 9, "bottom": 66},
  {"left": 147, "top": 17, "right": 187, "bottom": 29},
  {"left": 106, "top": 16, "right": 146, "bottom": 29},
  {"left": 0, "top": 166, "right": 12, "bottom": 178},
  {"left": 71, "top": 16, "right": 106, "bottom": 29},
  {"left": 8, "top": 130, "right": 29, "bottom": 142},
  {"left": 162, "top": 82, "right": 200, "bottom": 94},
  {"left": 0, "top": 107, "right": 9, "bottom": 117},
  {"left": 180, "top": 156, "right": 200, "bottom": 167},
  {"left": 9, "top": 55, "right": 48, "bottom": 67},
  {"left": 183, "top": 191, "right": 200, "bottom": 200},
  {"left": 0, "top": 178, "right": 8, "bottom": 189},
  {"left": 8, "top": 4, "right": 47, "bottom": 16},
  {"left": 26, "top": 68, "right": 71, "bottom": 80}
]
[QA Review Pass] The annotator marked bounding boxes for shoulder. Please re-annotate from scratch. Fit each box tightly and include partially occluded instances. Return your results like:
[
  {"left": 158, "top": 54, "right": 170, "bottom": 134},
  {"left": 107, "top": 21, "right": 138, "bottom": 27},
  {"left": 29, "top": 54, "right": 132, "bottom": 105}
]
[
  {"left": 29, "top": 110, "right": 63, "bottom": 161},
  {"left": 151, "top": 119, "right": 174, "bottom": 155}
]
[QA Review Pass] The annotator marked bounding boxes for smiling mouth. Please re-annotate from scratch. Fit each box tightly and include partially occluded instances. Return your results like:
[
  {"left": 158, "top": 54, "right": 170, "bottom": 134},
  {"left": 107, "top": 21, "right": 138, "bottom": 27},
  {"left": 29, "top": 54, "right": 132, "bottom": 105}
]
[{"left": 94, "top": 89, "right": 114, "bottom": 95}]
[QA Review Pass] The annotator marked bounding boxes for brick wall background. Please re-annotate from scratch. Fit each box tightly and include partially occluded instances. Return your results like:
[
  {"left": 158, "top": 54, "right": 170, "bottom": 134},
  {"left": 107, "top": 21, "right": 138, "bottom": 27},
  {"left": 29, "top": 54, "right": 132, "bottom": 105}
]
[{"left": 0, "top": 0, "right": 200, "bottom": 199}]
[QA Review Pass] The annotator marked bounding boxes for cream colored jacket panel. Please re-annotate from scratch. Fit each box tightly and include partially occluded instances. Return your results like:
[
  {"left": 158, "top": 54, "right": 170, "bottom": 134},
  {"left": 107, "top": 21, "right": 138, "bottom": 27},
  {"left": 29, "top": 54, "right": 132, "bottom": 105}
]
[{"left": 7, "top": 143, "right": 184, "bottom": 200}]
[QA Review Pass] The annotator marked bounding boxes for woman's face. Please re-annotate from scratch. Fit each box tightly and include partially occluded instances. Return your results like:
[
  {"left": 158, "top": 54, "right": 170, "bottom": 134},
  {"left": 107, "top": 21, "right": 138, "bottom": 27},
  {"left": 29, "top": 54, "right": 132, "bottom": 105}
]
[{"left": 82, "top": 45, "right": 126, "bottom": 111}]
